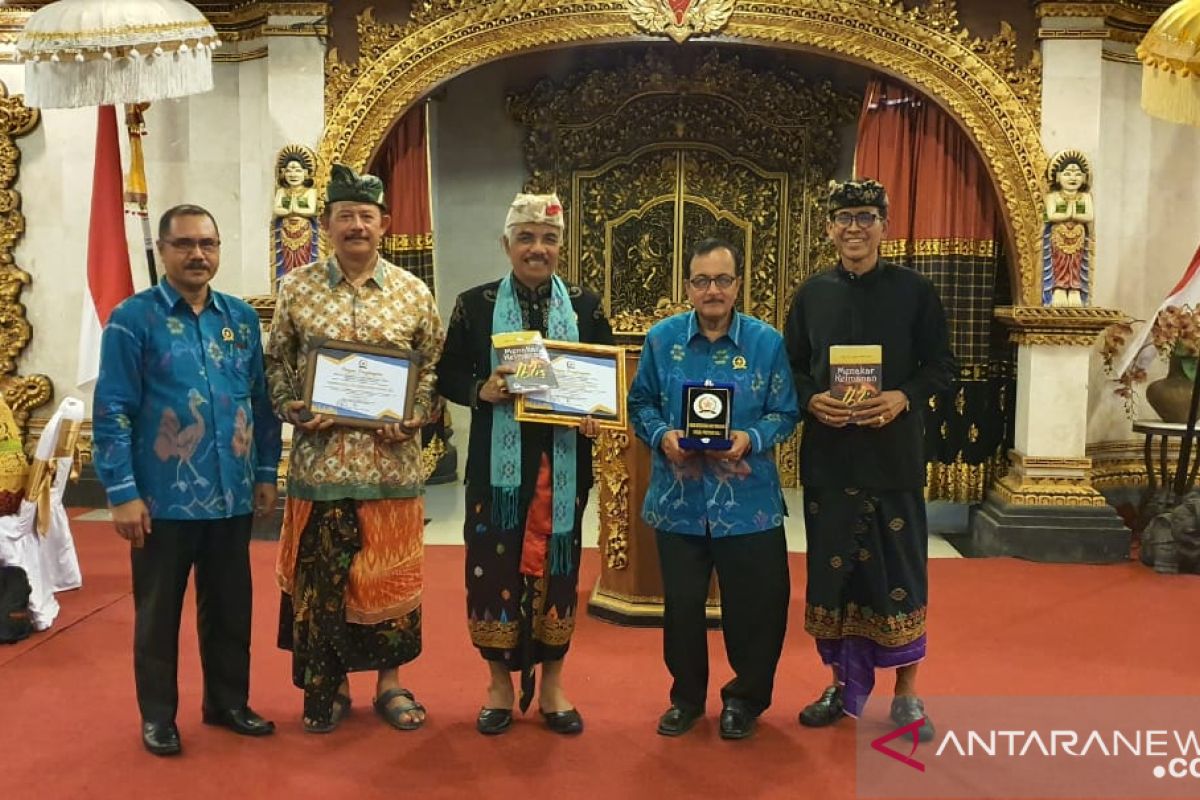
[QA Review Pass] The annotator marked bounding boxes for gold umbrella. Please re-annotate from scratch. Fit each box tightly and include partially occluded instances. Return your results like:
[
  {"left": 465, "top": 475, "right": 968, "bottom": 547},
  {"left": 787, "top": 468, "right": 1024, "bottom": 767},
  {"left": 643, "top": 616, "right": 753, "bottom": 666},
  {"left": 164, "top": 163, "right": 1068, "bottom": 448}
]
[
  {"left": 15, "top": 0, "right": 220, "bottom": 110},
  {"left": 1138, "top": 0, "right": 1200, "bottom": 125}
]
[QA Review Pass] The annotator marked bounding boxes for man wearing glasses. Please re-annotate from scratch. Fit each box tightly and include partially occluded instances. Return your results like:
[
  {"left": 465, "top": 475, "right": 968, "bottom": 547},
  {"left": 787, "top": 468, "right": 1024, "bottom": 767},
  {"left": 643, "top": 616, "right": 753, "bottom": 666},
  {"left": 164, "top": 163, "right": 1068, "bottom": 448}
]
[
  {"left": 628, "top": 238, "right": 798, "bottom": 740},
  {"left": 94, "top": 205, "right": 282, "bottom": 755},
  {"left": 784, "top": 180, "right": 954, "bottom": 742}
]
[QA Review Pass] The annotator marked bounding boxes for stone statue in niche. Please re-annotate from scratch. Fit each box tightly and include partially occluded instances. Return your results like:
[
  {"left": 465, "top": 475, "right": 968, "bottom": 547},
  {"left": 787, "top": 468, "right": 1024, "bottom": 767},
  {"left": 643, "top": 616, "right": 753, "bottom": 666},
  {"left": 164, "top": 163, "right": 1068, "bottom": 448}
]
[
  {"left": 1042, "top": 149, "right": 1093, "bottom": 307},
  {"left": 272, "top": 145, "right": 320, "bottom": 289}
]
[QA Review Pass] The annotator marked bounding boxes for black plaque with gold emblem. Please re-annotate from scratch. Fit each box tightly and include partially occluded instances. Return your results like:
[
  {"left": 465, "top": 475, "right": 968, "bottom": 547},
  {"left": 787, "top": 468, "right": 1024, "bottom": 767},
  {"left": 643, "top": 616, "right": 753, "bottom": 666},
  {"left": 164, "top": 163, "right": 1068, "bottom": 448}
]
[{"left": 679, "top": 381, "right": 734, "bottom": 451}]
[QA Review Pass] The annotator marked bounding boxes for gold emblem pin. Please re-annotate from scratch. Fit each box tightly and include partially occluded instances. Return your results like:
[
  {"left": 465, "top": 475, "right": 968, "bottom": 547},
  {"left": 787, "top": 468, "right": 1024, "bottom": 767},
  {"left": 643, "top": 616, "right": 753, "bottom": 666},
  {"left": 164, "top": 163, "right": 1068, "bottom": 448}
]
[
  {"left": 221, "top": 327, "right": 234, "bottom": 342},
  {"left": 732, "top": 355, "right": 747, "bottom": 370}
]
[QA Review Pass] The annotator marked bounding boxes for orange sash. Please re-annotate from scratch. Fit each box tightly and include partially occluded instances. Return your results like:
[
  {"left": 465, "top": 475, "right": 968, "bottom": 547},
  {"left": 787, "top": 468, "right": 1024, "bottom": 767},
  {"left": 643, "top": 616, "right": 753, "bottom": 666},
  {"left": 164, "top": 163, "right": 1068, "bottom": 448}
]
[{"left": 277, "top": 496, "right": 424, "bottom": 624}]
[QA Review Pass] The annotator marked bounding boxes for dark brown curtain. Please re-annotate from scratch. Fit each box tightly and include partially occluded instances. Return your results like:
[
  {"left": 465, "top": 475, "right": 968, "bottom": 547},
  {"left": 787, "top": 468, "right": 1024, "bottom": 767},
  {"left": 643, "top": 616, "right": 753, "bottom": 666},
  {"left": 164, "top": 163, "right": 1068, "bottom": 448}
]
[
  {"left": 370, "top": 102, "right": 435, "bottom": 292},
  {"left": 855, "top": 77, "right": 1015, "bottom": 503}
]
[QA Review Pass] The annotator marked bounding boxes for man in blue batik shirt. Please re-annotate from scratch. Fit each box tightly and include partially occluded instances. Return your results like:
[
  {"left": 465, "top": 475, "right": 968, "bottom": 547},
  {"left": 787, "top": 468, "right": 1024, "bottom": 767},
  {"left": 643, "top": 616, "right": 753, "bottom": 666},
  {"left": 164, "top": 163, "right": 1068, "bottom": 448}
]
[
  {"left": 628, "top": 237, "right": 798, "bottom": 741},
  {"left": 94, "top": 205, "right": 282, "bottom": 756}
]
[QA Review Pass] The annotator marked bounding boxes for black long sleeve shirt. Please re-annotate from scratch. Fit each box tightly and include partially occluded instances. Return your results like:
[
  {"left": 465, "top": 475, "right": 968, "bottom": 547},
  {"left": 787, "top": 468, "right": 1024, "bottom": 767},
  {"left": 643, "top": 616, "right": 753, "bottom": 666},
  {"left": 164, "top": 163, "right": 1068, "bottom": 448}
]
[
  {"left": 436, "top": 276, "right": 614, "bottom": 499},
  {"left": 784, "top": 261, "right": 955, "bottom": 490}
]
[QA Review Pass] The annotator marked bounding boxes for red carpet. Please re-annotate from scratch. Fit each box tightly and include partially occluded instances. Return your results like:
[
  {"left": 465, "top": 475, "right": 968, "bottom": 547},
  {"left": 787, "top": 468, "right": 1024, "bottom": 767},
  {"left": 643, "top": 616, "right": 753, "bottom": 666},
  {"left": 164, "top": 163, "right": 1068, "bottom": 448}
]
[{"left": 2, "top": 514, "right": 1199, "bottom": 800}]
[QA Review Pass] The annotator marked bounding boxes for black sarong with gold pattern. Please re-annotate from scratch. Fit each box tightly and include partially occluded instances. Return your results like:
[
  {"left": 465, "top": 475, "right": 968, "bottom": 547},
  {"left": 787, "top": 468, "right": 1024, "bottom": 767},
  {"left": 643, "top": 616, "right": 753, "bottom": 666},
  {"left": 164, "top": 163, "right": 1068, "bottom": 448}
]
[
  {"left": 464, "top": 486, "right": 585, "bottom": 674},
  {"left": 802, "top": 487, "right": 928, "bottom": 714}
]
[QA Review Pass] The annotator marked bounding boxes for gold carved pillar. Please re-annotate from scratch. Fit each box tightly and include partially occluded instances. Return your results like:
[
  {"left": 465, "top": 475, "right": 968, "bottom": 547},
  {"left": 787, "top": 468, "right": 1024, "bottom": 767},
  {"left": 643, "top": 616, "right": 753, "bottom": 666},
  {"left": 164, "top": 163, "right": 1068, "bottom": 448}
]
[
  {"left": 0, "top": 81, "right": 52, "bottom": 437},
  {"left": 971, "top": 306, "right": 1130, "bottom": 562}
]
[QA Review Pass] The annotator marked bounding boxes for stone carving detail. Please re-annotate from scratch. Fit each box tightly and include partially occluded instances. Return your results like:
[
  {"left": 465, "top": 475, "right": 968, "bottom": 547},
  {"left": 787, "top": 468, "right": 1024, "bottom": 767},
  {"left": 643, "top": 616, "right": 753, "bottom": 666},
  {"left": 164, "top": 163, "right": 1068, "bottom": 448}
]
[{"left": 626, "top": 0, "right": 736, "bottom": 43}]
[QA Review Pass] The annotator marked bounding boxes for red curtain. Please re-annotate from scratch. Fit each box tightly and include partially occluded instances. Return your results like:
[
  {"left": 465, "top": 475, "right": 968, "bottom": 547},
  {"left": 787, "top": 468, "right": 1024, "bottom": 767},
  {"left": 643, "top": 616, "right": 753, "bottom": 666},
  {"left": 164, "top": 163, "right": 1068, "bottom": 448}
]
[
  {"left": 855, "top": 77, "right": 1013, "bottom": 503},
  {"left": 369, "top": 102, "right": 456, "bottom": 481},
  {"left": 370, "top": 102, "right": 435, "bottom": 292},
  {"left": 856, "top": 80, "right": 1000, "bottom": 248}
]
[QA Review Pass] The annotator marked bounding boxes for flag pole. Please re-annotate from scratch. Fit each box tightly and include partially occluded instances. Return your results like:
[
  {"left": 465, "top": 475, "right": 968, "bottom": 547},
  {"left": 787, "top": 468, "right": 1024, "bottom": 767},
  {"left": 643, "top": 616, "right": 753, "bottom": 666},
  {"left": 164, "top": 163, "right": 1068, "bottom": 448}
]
[
  {"left": 78, "top": 105, "right": 136, "bottom": 388},
  {"left": 123, "top": 103, "right": 157, "bottom": 286}
]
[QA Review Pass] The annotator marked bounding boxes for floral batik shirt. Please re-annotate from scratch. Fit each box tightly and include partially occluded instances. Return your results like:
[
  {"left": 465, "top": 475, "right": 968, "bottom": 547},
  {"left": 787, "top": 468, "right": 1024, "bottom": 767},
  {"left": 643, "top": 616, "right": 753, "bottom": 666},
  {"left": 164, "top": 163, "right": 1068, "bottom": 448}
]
[
  {"left": 265, "top": 256, "right": 444, "bottom": 501},
  {"left": 628, "top": 310, "right": 799, "bottom": 537}
]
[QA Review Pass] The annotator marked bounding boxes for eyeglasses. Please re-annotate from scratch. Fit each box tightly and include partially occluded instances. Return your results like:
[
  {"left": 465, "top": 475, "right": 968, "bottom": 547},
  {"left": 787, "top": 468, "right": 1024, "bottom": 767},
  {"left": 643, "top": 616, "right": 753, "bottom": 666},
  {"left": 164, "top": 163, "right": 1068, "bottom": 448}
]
[
  {"left": 831, "top": 211, "right": 882, "bottom": 229},
  {"left": 687, "top": 274, "right": 737, "bottom": 291},
  {"left": 162, "top": 238, "right": 220, "bottom": 254}
]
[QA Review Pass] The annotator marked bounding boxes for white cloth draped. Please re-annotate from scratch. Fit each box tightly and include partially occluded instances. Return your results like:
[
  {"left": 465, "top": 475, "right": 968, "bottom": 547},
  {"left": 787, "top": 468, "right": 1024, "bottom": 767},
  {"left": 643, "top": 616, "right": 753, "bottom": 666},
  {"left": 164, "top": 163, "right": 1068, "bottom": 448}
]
[{"left": 0, "top": 398, "right": 84, "bottom": 630}]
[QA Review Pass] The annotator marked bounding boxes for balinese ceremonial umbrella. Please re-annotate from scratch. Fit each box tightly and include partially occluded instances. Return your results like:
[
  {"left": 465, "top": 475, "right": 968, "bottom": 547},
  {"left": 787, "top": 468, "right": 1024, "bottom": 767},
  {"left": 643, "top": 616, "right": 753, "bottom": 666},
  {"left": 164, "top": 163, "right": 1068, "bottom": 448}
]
[
  {"left": 15, "top": 0, "right": 221, "bottom": 287},
  {"left": 1138, "top": 0, "right": 1200, "bottom": 126},
  {"left": 1135, "top": 1, "right": 1200, "bottom": 496},
  {"left": 14, "top": 0, "right": 220, "bottom": 110}
]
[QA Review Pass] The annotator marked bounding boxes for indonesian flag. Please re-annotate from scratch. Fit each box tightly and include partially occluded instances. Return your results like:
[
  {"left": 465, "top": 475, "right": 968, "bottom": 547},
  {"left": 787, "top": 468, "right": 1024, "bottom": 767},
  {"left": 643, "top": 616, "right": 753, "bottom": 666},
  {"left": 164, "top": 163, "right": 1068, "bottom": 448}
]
[
  {"left": 76, "top": 105, "right": 134, "bottom": 388},
  {"left": 1113, "top": 242, "right": 1200, "bottom": 380}
]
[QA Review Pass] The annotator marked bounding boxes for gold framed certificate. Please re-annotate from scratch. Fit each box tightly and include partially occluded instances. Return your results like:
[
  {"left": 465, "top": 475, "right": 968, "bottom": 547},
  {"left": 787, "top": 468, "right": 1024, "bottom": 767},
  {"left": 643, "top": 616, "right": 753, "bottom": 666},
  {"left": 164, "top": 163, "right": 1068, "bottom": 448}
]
[
  {"left": 302, "top": 339, "right": 419, "bottom": 428},
  {"left": 514, "top": 340, "right": 626, "bottom": 430}
]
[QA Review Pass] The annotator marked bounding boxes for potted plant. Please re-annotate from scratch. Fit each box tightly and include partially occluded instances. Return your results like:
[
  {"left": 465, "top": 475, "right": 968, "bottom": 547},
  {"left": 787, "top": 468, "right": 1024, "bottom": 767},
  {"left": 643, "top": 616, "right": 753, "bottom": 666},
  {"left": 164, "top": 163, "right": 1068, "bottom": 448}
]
[{"left": 1102, "top": 304, "right": 1200, "bottom": 422}]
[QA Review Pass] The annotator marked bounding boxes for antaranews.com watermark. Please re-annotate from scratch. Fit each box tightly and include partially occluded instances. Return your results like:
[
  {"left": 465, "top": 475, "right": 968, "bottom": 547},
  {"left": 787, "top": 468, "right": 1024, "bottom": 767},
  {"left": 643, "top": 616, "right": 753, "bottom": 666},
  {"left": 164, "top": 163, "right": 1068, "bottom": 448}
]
[{"left": 855, "top": 697, "right": 1200, "bottom": 798}]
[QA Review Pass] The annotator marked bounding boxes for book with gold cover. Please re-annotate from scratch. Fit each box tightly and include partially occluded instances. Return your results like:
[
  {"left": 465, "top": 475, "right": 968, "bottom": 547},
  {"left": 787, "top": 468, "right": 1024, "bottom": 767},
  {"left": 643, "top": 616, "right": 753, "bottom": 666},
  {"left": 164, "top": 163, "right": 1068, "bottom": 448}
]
[
  {"left": 830, "top": 344, "right": 882, "bottom": 406},
  {"left": 492, "top": 330, "right": 559, "bottom": 394}
]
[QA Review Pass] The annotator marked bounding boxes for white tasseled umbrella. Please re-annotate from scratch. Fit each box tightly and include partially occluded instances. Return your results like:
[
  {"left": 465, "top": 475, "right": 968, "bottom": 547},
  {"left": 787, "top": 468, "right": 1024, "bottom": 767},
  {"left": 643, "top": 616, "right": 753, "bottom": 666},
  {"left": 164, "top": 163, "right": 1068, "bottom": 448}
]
[
  {"left": 1138, "top": 0, "right": 1200, "bottom": 126},
  {"left": 15, "top": 0, "right": 221, "bottom": 109}
]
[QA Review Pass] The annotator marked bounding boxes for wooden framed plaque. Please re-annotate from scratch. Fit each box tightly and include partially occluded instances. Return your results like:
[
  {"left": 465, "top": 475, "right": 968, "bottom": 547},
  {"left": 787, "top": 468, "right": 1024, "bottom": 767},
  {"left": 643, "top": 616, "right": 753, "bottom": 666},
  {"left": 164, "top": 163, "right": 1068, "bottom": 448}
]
[
  {"left": 303, "top": 339, "right": 419, "bottom": 428},
  {"left": 514, "top": 340, "right": 627, "bottom": 430}
]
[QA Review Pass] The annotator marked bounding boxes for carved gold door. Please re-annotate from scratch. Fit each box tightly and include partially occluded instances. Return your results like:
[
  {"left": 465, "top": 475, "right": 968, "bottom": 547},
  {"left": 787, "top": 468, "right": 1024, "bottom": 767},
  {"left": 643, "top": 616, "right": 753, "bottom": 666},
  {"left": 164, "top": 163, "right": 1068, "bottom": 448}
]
[
  {"left": 510, "top": 50, "right": 858, "bottom": 488},
  {"left": 575, "top": 146, "right": 787, "bottom": 335}
]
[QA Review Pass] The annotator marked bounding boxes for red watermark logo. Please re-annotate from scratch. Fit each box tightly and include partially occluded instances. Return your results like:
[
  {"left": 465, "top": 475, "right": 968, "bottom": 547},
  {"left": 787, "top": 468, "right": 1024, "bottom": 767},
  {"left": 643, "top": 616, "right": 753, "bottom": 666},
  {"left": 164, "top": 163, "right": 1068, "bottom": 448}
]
[{"left": 871, "top": 719, "right": 928, "bottom": 772}]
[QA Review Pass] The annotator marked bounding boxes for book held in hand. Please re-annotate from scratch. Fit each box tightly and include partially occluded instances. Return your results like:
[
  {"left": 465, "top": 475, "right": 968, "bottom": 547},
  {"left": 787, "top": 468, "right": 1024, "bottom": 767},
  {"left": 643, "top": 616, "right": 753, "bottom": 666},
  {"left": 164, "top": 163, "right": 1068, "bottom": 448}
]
[
  {"left": 830, "top": 344, "right": 882, "bottom": 408},
  {"left": 492, "top": 330, "right": 559, "bottom": 394}
]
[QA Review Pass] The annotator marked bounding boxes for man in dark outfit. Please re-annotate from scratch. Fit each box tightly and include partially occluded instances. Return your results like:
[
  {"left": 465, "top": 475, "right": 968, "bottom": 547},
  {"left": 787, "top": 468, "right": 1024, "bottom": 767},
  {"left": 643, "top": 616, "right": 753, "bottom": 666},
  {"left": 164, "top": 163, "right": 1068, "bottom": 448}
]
[
  {"left": 94, "top": 205, "right": 282, "bottom": 755},
  {"left": 784, "top": 179, "right": 954, "bottom": 742},
  {"left": 628, "top": 238, "right": 798, "bottom": 741},
  {"left": 437, "top": 193, "right": 614, "bottom": 736}
]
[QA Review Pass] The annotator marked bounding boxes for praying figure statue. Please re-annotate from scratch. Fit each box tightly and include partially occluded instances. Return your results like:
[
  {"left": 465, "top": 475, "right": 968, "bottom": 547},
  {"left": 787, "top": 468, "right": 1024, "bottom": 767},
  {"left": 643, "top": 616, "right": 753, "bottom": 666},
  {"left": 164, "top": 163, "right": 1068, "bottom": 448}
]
[
  {"left": 1042, "top": 149, "right": 1093, "bottom": 307},
  {"left": 272, "top": 145, "right": 320, "bottom": 289}
]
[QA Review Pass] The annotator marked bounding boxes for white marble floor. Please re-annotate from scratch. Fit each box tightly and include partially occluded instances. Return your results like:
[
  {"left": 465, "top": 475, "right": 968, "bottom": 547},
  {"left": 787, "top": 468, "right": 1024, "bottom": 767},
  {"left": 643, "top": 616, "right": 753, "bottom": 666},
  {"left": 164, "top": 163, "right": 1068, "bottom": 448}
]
[
  {"left": 421, "top": 483, "right": 965, "bottom": 557},
  {"left": 78, "top": 483, "right": 966, "bottom": 558}
]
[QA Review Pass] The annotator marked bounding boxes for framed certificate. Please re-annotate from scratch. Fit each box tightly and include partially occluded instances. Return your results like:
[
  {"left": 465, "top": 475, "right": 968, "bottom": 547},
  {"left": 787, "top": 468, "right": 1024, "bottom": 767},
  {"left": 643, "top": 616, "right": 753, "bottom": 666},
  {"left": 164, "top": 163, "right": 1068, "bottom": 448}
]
[
  {"left": 302, "top": 339, "right": 419, "bottom": 428},
  {"left": 514, "top": 340, "right": 627, "bottom": 430}
]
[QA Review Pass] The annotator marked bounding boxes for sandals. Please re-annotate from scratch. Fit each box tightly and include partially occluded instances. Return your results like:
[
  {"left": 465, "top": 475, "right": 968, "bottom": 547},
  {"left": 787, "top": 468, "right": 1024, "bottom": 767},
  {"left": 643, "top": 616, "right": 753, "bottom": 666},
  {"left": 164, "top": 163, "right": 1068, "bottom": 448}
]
[
  {"left": 303, "top": 692, "right": 351, "bottom": 734},
  {"left": 373, "top": 687, "right": 426, "bottom": 731}
]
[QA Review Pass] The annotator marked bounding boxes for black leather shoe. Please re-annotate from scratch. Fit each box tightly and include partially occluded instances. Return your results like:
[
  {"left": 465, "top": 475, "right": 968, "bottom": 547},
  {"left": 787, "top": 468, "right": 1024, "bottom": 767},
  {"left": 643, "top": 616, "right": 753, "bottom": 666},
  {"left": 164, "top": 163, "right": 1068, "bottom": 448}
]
[
  {"left": 142, "top": 721, "right": 182, "bottom": 756},
  {"left": 656, "top": 705, "right": 703, "bottom": 737},
  {"left": 799, "top": 685, "right": 846, "bottom": 728},
  {"left": 476, "top": 707, "right": 513, "bottom": 735},
  {"left": 201, "top": 706, "right": 276, "bottom": 736},
  {"left": 889, "top": 696, "right": 935, "bottom": 743},
  {"left": 719, "top": 703, "right": 756, "bottom": 740},
  {"left": 540, "top": 708, "right": 584, "bottom": 735}
]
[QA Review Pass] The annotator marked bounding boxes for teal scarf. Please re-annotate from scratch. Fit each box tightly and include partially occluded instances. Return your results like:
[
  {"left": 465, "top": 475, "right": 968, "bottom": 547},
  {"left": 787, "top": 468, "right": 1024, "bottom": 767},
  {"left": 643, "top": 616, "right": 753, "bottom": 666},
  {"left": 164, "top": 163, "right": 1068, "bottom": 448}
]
[{"left": 490, "top": 273, "right": 579, "bottom": 575}]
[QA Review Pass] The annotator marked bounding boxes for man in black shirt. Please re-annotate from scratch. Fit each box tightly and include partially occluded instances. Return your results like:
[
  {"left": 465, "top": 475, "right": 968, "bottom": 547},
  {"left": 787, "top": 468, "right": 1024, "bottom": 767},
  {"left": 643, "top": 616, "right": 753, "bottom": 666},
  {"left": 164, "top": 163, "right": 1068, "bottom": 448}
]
[
  {"left": 784, "top": 179, "right": 954, "bottom": 742},
  {"left": 437, "top": 193, "right": 613, "bottom": 737}
]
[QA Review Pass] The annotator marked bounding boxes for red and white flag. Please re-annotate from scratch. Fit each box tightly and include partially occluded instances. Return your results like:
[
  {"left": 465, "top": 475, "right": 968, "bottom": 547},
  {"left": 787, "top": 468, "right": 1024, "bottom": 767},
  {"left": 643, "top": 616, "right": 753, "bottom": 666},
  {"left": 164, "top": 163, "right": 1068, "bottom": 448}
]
[
  {"left": 77, "top": 105, "right": 135, "bottom": 388},
  {"left": 1114, "top": 242, "right": 1200, "bottom": 380}
]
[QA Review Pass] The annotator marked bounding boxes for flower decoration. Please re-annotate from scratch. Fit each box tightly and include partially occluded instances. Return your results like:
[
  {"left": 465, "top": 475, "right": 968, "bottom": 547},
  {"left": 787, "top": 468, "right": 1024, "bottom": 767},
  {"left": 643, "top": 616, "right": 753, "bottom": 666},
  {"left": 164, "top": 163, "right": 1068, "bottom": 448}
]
[{"left": 1102, "top": 304, "right": 1200, "bottom": 413}]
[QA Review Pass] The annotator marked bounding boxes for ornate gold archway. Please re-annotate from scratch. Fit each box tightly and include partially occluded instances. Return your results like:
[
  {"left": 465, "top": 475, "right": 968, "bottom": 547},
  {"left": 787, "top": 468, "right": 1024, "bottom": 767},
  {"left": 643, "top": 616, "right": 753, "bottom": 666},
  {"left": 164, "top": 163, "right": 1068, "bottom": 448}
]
[{"left": 319, "top": 0, "right": 1045, "bottom": 304}]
